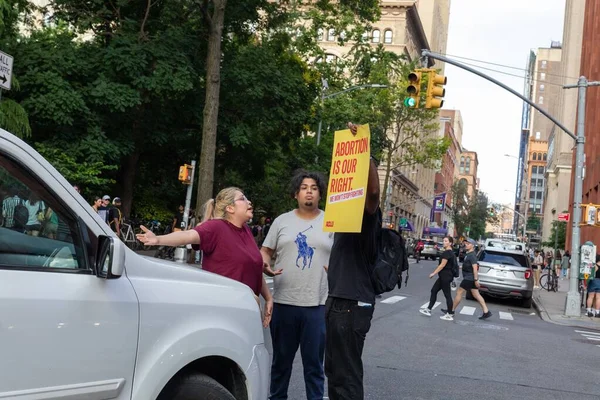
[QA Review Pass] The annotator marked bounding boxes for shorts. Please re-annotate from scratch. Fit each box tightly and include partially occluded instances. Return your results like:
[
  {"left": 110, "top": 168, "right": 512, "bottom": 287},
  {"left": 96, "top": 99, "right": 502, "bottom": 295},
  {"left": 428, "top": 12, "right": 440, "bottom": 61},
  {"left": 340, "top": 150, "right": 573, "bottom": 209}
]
[
  {"left": 460, "top": 280, "right": 477, "bottom": 291},
  {"left": 588, "top": 279, "right": 600, "bottom": 293}
]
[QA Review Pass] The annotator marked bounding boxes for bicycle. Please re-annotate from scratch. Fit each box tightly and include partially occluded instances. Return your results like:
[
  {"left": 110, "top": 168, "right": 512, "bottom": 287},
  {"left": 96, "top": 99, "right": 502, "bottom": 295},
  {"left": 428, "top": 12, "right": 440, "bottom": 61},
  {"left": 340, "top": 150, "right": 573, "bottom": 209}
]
[
  {"left": 539, "top": 267, "right": 559, "bottom": 292},
  {"left": 120, "top": 221, "right": 141, "bottom": 251}
]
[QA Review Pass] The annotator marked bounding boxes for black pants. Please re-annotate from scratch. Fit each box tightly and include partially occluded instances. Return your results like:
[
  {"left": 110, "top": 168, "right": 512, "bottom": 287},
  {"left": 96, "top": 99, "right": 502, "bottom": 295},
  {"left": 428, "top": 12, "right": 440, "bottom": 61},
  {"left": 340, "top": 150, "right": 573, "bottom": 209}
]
[
  {"left": 325, "top": 297, "right": 374, "bottom": 400},
  {"left": 269, "top": 303, "right": 326, "bottom": 400},
  {"left": 428, "top": 272, "right": 454, "bottom": 313}
]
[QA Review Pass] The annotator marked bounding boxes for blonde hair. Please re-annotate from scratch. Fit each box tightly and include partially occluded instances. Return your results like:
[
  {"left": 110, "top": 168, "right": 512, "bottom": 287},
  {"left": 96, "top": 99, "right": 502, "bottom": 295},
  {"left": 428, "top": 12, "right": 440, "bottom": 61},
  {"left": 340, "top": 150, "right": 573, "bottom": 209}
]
[{"left": 201, "top": 187, "right": 242, "bottom": 222}]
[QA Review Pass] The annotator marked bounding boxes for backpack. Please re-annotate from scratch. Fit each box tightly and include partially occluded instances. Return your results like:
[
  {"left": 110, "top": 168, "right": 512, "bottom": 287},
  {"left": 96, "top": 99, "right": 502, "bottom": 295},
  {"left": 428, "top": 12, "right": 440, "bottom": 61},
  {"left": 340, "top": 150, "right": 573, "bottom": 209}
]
[
  {"left": 13, "top": 200, "right": 29, "bottom": 230},
  {"left": 450, "top": 253, "right": 460, "bottom": 278},
  {"left": 370, "top": 228, "right": 410, "bottom": 295}
]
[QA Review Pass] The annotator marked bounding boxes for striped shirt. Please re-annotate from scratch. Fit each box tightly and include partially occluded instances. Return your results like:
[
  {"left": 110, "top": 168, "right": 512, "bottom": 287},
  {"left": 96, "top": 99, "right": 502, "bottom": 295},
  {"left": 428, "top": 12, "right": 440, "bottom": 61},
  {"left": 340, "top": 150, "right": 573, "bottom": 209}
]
[{"left": 2, "top": 196, "right": 21, "bottom": 228}]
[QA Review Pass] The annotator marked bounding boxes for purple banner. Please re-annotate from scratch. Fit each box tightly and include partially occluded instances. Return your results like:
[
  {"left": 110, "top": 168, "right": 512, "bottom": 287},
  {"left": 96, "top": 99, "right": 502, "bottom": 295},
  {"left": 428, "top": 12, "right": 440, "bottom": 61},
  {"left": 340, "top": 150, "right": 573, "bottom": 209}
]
[{"left": 433, "top": 193, "right": 446, "bottom": 212}]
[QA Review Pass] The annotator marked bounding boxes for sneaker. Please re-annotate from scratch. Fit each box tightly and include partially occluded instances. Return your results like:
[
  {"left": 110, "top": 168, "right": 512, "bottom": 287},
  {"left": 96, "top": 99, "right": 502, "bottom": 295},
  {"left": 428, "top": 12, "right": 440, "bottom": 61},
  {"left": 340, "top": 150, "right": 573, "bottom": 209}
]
[
  {"left": 587, "top": 311, "right": 594, "bottom": 317},
  {"left": 451, "top": 281, "right": 457, "bottom": 291},
  {"left": 419, "top": 308, "right": 432, "bottom": 317},
  {"left": 440, "top": 313, "right": 454, "bottom": 321},
  {"left": 441, "top": 308, "right": 448, "bottom": 314},
  {"left": 595, "top": 313, "right": 600, "bottom": 318},
  {"left": 479, "top": 311, "right": 492, "bottom": 320}
]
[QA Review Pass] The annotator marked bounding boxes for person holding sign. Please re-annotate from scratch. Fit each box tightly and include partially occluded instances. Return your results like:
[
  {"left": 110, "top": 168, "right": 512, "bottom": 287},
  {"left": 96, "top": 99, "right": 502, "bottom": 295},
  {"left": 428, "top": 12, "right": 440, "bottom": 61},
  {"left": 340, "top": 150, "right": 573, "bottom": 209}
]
[
  {"left": 325, "top": 122, "right": 381, "bottom": 400},
  {"left": 261, "top": 170, "right": 333, "bottom": 400}
]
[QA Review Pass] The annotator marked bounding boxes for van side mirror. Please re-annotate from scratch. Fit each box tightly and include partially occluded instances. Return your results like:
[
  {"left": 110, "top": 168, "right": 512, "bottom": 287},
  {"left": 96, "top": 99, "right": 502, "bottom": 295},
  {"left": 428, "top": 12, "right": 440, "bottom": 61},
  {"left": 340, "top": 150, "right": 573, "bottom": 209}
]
[{"left": 97, "top": 235, "right": 125, "bottom": 279}]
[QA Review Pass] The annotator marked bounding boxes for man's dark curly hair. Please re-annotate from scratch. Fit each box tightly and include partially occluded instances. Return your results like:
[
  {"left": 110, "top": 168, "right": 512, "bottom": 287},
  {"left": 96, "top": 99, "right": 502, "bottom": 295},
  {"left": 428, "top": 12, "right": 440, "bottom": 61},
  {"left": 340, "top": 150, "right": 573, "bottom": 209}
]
[{"left": 289, "top": 169, "right": 327, "bottom": 199}]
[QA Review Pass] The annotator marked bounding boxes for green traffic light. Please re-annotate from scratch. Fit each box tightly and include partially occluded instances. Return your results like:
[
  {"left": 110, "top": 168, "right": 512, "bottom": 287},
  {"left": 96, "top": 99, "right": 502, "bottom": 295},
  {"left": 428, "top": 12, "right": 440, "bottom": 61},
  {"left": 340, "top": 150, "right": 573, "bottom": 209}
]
[{"left": 404, "top": 97, "right": 416, "bottom": 107}]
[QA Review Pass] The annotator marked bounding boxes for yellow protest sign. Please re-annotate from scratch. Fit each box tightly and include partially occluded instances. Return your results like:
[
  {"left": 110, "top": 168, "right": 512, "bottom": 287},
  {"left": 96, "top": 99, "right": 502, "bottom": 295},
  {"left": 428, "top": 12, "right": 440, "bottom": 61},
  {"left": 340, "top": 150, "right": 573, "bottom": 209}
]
[{"left": 323, "top": 124, "right": 371, "bottom": 232}]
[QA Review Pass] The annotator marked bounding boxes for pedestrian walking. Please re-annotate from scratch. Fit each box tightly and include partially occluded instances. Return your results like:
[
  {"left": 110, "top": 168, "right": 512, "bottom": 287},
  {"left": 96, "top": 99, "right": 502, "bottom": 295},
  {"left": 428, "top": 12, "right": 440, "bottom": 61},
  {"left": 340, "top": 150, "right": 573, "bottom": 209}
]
[
  {"left": 419, "top": 236, "right": 456, "bottom": 321},
  {"left": 325, "top": 122, "right": 380, "bottom": 400},
  {"left": 585, "top": 255, "right": 600, "bottom": 318},
  {"left": 561, "top": 250, "right": 570, "bottom": 279},
  {"left": 533, "top": 250, "right": 544, "bottom": 289},
  {"left": 449, "top": 238, "right": 492, "bottom": 320},
  {"left": 136, "top": 186, "right": 273, "bottom": 327},
  {"left": 261, "top": 170, "right": 333, "bottom": 400}
]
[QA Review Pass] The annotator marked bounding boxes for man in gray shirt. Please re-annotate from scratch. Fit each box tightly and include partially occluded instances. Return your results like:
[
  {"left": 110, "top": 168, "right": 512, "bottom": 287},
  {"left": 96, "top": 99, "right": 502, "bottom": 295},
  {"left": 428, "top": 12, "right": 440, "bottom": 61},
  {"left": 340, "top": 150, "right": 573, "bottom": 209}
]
[{"left": 261, "top": 170, "right": 333, "bottom": 400}]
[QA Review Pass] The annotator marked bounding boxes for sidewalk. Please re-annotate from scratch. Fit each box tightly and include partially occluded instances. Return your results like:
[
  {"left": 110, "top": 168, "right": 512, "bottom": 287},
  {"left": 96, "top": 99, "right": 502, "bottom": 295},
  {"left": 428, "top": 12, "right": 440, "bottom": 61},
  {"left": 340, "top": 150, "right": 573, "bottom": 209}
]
[{"left": 533, "top": 278, "right": 600, "bottom": 330}]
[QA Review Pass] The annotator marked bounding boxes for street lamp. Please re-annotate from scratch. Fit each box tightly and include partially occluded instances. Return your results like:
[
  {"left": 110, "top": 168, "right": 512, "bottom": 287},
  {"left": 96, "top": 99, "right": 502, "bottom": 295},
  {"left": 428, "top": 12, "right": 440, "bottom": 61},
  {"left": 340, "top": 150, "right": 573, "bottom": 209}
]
[{"left": 316, "top": 81, "right": 388, "bottom": 146}]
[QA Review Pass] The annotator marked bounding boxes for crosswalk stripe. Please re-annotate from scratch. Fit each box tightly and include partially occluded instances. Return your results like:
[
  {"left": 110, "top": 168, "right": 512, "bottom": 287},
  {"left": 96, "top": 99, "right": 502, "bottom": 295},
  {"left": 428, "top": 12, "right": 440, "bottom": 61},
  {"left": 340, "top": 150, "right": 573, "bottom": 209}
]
[
  {"left": 420, "top": 301, "right": 441, "bottom": 310},
  {"left": 575, "top": 330, "right": 600, "bottom": 336},
  {"left": 582, "top": 336, "right": 600, "bottom": 341},
  {"left": 499, "top": 312, "right": 514, "bottom": 320},
  {"left": 459, "top": 306, "right": 476, "bottom": 315},
  {"left": 381, "top": 296, "right": 406, "bottom": 304}
]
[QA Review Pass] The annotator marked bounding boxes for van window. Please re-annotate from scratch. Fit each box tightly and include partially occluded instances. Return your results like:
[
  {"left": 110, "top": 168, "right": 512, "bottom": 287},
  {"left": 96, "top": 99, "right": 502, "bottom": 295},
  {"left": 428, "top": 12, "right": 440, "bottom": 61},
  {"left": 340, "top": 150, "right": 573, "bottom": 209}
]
[{"left": 0, "top": 153, "right": 88, "bottom": 271}]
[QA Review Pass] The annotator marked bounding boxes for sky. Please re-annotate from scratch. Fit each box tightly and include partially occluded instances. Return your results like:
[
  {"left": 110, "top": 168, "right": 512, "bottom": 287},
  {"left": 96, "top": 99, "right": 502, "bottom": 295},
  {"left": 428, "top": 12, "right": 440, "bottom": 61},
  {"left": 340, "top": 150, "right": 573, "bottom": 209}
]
[{"left": 442, "top": 0, "right": 566, "bottom": 206}]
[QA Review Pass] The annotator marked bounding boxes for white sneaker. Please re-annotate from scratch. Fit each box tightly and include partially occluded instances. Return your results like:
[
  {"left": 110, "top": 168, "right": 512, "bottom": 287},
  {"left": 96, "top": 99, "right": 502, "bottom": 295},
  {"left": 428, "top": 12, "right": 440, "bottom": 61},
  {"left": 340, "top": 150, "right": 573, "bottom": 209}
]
[
  {"left": 440, "top": 313, "right": 454, "bottom": 321},
  {"left": 451, "top": 281, "right": 457, "bottom": 291},
  {"left": 419, "top": 308, "right": 432, "bottom": 317}
]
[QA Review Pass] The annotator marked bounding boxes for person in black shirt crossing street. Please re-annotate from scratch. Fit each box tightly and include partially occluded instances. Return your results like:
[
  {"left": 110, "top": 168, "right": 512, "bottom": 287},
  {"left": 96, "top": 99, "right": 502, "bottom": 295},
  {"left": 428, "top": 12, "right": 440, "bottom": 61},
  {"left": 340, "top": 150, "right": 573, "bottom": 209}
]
[
  {"left": 325, "top": 122, "right": 380, "bottom": 400},
  {"left": 419, "top": 236, "right": 456, "bottom": 321},
  {"left": 449, "top": 238, "right": 492, "bottom": 320}
]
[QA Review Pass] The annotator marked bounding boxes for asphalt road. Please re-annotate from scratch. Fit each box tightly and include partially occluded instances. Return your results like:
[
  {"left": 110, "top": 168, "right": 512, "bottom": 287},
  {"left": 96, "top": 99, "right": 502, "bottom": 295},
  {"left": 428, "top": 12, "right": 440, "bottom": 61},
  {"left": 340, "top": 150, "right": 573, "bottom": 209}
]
[{"left": 265, "top": 258, "right": 600, "bottom": 400}]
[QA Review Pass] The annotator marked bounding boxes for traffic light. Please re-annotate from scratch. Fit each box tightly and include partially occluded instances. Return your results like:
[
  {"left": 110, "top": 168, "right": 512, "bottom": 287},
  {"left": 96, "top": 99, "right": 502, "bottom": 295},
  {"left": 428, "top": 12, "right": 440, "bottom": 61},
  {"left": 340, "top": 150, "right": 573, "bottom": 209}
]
[
  {"left": 404, "top": 71, "right": 421, "bottom": 108},
  {"left": 487, "top": 207, "right": 496, "bottom": 217},
  {"left": 178, "top": 164, "right": 192, "bottom": 184},
  {"left": 425, "top": 71, "right": 447, "bottom": 109}
]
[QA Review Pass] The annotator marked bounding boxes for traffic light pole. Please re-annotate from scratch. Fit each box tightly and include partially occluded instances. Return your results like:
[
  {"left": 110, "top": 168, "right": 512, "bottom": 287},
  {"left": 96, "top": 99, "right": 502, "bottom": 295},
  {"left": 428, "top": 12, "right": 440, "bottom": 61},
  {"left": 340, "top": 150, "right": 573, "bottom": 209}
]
[
  {"left": 421, "top": 50, "right": 592, "bottom": 316},
  {"left": 174, "top": 159, "right": 196, "bottom": 264}
]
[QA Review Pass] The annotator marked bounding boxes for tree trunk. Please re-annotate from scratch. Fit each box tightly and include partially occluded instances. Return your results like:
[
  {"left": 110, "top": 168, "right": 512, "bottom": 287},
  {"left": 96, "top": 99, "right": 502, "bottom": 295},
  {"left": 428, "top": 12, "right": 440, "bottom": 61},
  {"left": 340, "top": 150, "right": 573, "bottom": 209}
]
[
  {"left": 120, "top": 152, "right": 140, "bottom": 218},
  {"left": 196, "top": 0, "right": 227, "bottom": 212}
]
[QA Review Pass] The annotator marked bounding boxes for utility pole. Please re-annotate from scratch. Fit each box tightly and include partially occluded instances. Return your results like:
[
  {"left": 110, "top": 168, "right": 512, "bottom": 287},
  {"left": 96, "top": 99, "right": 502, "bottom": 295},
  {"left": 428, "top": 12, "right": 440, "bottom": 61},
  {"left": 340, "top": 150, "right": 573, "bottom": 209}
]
[
  {"left": 563, "top": 77, "right": 600, "bottom": 316},
  {"left": 174, "top": 160, "right": 196, "bottom": 264}
]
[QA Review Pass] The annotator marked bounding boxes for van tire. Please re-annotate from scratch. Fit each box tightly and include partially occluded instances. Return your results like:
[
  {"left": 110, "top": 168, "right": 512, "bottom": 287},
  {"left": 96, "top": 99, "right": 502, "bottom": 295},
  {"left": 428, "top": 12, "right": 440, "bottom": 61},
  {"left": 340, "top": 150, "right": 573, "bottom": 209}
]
[
  {"left": 521, "top": 297, "right": 532, "bottom": 309},
  {"left": 159, "top": 373, "right": 236, "bottom": 400}
]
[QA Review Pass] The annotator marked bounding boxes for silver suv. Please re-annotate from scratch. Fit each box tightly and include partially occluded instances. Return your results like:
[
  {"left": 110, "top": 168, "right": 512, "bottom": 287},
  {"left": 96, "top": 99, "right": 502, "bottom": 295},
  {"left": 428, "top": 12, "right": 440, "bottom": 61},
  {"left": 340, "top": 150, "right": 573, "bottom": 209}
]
[{"left": 475, "top": 244, "right": 533, "bottom": 308}]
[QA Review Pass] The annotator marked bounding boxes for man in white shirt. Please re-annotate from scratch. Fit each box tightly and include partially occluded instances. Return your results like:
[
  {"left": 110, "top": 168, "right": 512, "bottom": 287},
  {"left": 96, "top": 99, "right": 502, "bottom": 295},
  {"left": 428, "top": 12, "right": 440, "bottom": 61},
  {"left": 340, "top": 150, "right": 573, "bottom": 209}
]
[{"left": 261, "top": 170, "right": 333, "bottom": 400}]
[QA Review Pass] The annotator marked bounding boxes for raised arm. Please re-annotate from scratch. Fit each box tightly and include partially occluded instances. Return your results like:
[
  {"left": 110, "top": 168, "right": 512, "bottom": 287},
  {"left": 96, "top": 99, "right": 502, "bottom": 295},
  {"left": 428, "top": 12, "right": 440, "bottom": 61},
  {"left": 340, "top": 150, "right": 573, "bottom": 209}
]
[{"left": 136, "top": 225, "right": 199, "bottom": 247}]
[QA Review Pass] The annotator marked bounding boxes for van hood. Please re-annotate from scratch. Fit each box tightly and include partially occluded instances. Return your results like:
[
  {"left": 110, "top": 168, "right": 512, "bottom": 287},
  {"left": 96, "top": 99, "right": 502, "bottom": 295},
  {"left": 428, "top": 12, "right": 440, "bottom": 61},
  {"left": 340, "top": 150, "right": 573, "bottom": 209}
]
[{"left": 124, "top": 250, "right": 253, "bottom": 295}]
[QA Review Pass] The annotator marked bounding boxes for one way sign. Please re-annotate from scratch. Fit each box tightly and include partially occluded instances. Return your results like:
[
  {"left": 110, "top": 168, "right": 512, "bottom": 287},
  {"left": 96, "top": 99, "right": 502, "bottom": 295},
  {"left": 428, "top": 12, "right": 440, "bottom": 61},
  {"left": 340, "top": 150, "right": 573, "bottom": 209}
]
[{"left": 0, "top": 50, "right": 13, "bottom": 91}]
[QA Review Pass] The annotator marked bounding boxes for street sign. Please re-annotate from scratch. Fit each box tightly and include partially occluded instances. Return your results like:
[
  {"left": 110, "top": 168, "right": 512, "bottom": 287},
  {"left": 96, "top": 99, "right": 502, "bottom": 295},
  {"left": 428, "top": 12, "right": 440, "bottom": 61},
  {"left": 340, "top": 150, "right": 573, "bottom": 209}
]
[
  {"left": 399, "top": 217, "right": 407, "bottom": 228},
  {"left": 558, "top": 213, "right": 570, "bottom": 222},
  {"left": 0, "top": 50, "right": 13, "bottom": 91}
]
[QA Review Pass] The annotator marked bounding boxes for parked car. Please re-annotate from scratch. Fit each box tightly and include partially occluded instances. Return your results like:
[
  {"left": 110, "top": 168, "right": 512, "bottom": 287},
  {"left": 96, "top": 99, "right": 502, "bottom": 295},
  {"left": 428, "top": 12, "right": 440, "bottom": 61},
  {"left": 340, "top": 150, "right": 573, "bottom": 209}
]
[
  {"left": 472, "top": 242, "right": 534, "bottom": 308},
  {"left": 420, "top": 239, "right": 439, "bottom": 260},
  {"left": 0, "top": 128, "right": 269, "bottom": 400}
]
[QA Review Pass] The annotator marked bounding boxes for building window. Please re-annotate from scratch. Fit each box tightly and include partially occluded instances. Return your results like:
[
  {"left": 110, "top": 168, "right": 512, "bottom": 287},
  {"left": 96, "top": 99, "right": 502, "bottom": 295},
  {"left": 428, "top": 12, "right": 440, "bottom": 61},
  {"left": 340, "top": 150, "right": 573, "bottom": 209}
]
[
  {"left": 539, "top": 96, "right": 544, "bottom": 104},
  {"left": 538, "top": 179, "right": 544, "bottom": 186},
  {"left": 535, "top": 131, "right": 541, "bottom": 140},
  {"left": 328, "top": 28, "right": 335, "bottom": 41},
  {"left": 539, "top": 167, "right": 545, "bottom": 174},
  {"left": 529, "top": 191, "right": 535, "bottom": 199},
  {"left": 533, "top": 153, "right": 537, "bottom": 161},
  {"left": 540, "top": 72, "right": 546, "bottom": 80},
  {"left": 535, "top": 204, "right": 541, "bottom": 211},
  {"left": 543, "top": 153, "right": 547, "bottom": 161},
  {"left": 532, "top": 166, "right": 538, "bottom": 174},
  {"left": 531, "top": 180, "right": 536, "bottom": 187},
  {"left": 537, "top": 191, "right": 542, "bottom": 199},
  {"left": 539, "top": 84, "right": 545, "bottom": 92},
  {"left": 372, "top": 29, "right": 380, "bottom": 43},
  {"left": 541, "top": 60, "right": 547, "bottom": 69},
  {"left": 317, "top": 28, "right": 323, "bottom": 41},
  {"left": 538, "top": 153, "right": 542, "bottom": 160},
  {"left": 384, "top": 30, "right": 393, "bottom": 44},
  {"left": 340, "top": 30, "right": 346, "bottom": 40}
]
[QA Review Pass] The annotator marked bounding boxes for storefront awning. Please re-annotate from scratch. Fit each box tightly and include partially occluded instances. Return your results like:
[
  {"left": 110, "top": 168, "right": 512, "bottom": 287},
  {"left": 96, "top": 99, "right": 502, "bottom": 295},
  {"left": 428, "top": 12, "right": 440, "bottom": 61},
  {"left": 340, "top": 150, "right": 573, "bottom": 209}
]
[{"left": 423, "top": 226, "right": 447, "bottom": 237}]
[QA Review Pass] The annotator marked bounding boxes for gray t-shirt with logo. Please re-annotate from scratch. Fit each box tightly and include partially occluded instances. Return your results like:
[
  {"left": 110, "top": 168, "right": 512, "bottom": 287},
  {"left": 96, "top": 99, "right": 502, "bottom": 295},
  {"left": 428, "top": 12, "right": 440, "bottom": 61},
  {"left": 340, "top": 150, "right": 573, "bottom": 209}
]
[{"left": 262, "top": 210, "right": 333, "bottom": 307}]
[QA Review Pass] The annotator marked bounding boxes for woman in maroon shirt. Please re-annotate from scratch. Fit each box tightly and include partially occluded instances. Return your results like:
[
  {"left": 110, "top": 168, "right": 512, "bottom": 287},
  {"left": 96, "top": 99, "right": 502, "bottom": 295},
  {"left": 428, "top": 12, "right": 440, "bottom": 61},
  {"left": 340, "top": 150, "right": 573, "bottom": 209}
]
[{"left": 137, "top": 187, "right": 273, "bottom": 327}]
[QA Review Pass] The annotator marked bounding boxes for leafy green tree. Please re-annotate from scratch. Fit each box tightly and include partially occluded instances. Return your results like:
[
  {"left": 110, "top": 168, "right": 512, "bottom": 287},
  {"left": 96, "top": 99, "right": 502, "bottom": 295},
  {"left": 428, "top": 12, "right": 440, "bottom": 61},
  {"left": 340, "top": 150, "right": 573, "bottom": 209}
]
[
  {"left": 542, "top": 219, "right": 567, "bottom": 249},
  {"left": 450, "top": 180, "right": 495, "bottom": 239},
  {"left": 527, "top": 215, "right": 541, "bottom": 232}
]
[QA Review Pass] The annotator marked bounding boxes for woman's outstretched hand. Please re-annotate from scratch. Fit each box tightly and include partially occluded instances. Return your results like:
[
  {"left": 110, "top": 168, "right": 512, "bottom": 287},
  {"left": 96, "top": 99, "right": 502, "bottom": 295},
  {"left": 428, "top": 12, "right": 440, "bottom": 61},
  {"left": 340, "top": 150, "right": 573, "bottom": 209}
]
[{"left": 136, "top": 225, "right": 159, "bottom": 246}]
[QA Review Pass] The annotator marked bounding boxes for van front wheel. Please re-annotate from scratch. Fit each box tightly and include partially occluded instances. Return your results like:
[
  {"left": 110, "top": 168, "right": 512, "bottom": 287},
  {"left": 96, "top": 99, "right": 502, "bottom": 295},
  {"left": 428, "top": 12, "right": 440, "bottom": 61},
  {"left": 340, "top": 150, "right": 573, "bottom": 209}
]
[{"left": 159, "top": 373, "right": 236, "bottom": 400}]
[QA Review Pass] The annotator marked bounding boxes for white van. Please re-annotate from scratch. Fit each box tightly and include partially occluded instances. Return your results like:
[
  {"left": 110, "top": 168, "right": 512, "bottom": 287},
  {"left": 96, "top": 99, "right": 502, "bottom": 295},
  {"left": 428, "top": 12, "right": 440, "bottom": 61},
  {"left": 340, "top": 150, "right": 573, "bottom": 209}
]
[{"left": 0, "top": 128, "right": 269, "bottom": 399}]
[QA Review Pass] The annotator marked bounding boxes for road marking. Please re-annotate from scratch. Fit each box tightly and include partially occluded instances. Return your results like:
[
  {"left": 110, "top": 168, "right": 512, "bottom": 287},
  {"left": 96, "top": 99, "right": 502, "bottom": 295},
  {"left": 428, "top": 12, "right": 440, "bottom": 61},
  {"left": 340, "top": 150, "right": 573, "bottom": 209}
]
[
  {"left": 421, "top": 301, "right": 441, "bottom": 310},
  {"left": 582, "top": 336, "right": 600, "bottom": 341},
  {"left": 499, "top": 312, "right": 514, "bottom": 321},
  {"left": 381, "top": 296, "right": 406, "bottom": 304},
  {"left": 459, "top": 306, "right": 476, "bottom": 315},
  {"left": 575, "top": 330, "right": 600, "bottom": 336}
]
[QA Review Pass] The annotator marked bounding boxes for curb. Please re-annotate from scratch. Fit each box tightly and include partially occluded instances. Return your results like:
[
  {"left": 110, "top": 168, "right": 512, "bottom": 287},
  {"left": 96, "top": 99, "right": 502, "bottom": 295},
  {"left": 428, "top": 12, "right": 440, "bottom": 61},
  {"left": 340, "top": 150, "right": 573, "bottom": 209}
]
[{"left": 533, "top": 294, "right": 600, "bottom": 330}]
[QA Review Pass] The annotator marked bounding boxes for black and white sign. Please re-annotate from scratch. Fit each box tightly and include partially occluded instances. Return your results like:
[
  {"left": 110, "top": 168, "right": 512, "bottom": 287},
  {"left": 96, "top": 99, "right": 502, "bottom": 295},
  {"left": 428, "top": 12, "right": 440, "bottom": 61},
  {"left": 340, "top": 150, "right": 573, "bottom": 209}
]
[{"left": 0, "top": 50, "right": 14, "bottom": 91}]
